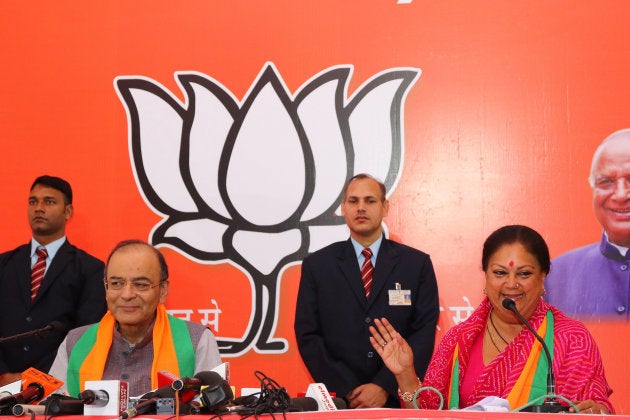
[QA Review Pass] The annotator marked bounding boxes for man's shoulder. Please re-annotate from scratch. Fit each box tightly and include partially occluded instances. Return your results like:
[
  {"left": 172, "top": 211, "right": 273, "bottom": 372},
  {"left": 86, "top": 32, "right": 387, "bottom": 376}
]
[
  {"left": 60, "top": 241, "right": 105, "bottom": 267},
  {"left": 552, "top": 242, "right": 600, "bottom": 264},
  {"left": 383, "top": 238, "right": 430, "bottom": 257},
  {"left": 303, "top": 240, "right": 350, "bottom": 260},
  {"left": 66, "top": 323, "right": 98, "bottom": 344},
  {"left": 0, "top": 243, "right": 29, "bottom": 260},
  {"left": 183, "top": 319, "right": 210, "bottom": 334}
]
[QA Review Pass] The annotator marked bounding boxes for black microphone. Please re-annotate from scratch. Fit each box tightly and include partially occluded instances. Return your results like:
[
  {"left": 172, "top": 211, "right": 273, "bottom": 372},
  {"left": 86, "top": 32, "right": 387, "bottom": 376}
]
[
  {"left": 502, "top": 298, "right": 568, "bottom": 413},
  {"left": 288, "top": 397, "right": 318, "bottom": 412},
  {"left": 331, "top": 397, "right": 347, "bottom": 409},
  {"left": 11, "top": 404, "right": 47, "bottom": 416},
  {"left": 198, "top": 373, "right": 233, "bottom": 413},
  {"left": 0, "top": 383, "right": 45, "bottom": 414},
  {"left": 0, "top": 321, "right": 66, "bottom": 344},
  {"left": 171, "top": 371, "right": 221, "bottom": 392},
  {"left": 78, "top": 389, "right": 109, "bottom": 407},
  {"left": 44, "top": 396, "right": 85, "bottom": 415}
]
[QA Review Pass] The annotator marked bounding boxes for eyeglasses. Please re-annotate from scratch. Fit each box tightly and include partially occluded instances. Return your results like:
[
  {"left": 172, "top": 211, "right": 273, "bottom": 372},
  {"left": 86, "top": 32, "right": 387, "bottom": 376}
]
[{"left": 105, "top": 279, "right": 163, "bottom": 292}]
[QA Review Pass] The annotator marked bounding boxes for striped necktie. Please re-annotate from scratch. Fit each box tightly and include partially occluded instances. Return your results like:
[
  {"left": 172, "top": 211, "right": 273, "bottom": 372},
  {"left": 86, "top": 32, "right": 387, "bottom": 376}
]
[
  {"left": 31, "top": 248, "right": 48, "bottom": 301},
  {"left": 361, "top": 248, "right": 374, "bottom": 298}
]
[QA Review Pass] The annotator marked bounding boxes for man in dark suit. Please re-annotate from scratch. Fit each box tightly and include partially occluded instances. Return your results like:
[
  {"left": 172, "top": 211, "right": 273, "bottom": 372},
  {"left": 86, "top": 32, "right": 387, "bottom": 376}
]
[
  {"left": 0, "top": 175, "right": 107, "bottom": 386},
  {"left": 294, "top": 174, "right": 439, "bottom": 408}
]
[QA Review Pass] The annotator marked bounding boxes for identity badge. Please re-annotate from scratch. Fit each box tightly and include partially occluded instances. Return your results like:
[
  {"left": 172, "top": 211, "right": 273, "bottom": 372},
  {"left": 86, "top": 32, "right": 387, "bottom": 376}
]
[{"left": 388, "top": 282, "right": 411, "bottom": 306}]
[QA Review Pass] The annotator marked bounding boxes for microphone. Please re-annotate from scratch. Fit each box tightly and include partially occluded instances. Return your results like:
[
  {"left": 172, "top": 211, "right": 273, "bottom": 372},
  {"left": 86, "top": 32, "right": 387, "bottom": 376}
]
[
  {"left": 288, "top": 397, "right": 318, "bottom": 412},
  {"left": 44, "top": 396, "right": 85, "bottom": 416},
  {"left": 502, "top": 298, "right": 568, "bottom": 413},
  {"left": 11, "top": 404, "right": 47, "bottom": 416},
  {"left": 0, "top": 383, "right": 44, "bottom": 414},
  {"left": 78, "top": 389, "right": 109, "bottom": 407},
  {"left": 198, "top": 373, "right": 233, "bottom": 412},
  {"left": 331, "top": 397, "right": 347, "bottom": 409},
  {"left": 21, "top": 367, "right": 64, "bottom": 399},
  {"left": 305, "top": 383, "right": 338, "bottom": 411},
  {"left": 172, "top": 371, "right": 221, "bottom": 392},
  {"left": 0, "top": 321, "right": 66, "bottom": 344}
]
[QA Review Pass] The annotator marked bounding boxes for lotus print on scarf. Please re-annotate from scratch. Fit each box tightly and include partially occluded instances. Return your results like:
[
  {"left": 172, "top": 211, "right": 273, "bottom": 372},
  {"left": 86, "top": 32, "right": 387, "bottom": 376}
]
[{"left": 115, "top": 63, "right": 419, "bottom": 355}]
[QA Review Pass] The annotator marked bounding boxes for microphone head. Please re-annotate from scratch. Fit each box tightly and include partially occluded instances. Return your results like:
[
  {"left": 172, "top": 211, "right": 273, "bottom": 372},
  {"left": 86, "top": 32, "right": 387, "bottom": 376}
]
[
  {"left": 289, "top": 397, "right": 318, "bottom": 412},
  {"left": 502, "top": 298, "right": 516, "bottom": 311},
  {"left": 43, "top": 321, "right": 67, "bottom": 335},
  {"left": 331, "top": 397, "right": 347, "bottom": 409},
  {"left": 193, "top": 371, "right": 223, "bottom": 385}
]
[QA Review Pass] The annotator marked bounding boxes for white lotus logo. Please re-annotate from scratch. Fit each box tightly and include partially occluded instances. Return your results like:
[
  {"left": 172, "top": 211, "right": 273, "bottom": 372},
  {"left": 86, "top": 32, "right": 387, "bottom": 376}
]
[{"left": 115, "top": 63, "right": 420, "bottom": 355}]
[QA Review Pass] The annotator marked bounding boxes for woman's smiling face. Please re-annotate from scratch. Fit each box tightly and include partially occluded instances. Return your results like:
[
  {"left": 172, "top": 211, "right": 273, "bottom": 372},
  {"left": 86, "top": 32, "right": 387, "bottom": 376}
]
[{"left": 485, "top": 242, "right": 546, "bottom": 323}]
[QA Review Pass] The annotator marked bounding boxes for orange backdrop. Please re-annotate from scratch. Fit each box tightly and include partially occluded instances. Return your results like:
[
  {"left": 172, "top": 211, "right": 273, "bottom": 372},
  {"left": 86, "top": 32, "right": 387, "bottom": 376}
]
[{"left": 2, "top": 0, "right": 630, "bottom": 413}]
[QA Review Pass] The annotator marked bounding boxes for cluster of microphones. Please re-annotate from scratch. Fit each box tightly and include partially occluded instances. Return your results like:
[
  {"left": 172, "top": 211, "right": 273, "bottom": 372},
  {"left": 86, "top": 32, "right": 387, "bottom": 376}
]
[{"left": 0, "top": 366, "right": 347, "bottom": 418}]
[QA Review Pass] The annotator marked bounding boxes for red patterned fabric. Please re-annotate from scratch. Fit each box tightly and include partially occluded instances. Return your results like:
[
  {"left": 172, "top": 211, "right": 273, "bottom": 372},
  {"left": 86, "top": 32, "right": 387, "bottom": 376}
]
[
  {"left": 360, "top": 248, "right": 374, "bottom": 298},
  {"left": 417, "top": 298, "right": 613, "bottom": 412}
]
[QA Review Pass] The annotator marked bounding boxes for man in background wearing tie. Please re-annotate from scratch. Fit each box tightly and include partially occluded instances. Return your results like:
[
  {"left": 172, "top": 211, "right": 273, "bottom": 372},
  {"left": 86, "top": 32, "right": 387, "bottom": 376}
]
[
  {"left": 294, "top": 174, "right": 439, "bottom": 408},
  {"left": 0, "top": 175, "right": 106, "bottom": 385}
]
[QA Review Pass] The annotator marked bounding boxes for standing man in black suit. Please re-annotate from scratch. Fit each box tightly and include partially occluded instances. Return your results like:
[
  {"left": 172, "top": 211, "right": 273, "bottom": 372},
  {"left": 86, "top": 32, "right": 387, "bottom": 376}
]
[
  {"left": 0, "top": 175, "right": 107, "bottom": 386},
  {"left": 294, "top": 174, "right": 439, "bottom": 408}
]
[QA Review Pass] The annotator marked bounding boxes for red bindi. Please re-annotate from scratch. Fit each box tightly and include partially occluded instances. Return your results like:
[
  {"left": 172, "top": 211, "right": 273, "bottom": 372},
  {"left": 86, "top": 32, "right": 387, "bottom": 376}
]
[{"left": 509, "top": 261, "right": 514, "bottom": 267}]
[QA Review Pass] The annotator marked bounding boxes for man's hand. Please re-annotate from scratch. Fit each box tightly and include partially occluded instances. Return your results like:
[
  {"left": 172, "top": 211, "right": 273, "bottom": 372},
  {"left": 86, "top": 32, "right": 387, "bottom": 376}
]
[
  {"left": 346, "top": 383, "right": 388, "bottom": 408},
  {"left": 0, "top": 372, "right": 21, "bottom": 387}
]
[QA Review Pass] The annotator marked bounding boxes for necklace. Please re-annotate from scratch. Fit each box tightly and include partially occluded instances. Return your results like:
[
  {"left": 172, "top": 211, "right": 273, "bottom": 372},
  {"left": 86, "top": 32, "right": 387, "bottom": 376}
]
[
  {"left": 486, "top": 323, "right": 503, "bottom": 353},
  {"left": 489, "top": 309, "right": 510, "bottom": 345}
]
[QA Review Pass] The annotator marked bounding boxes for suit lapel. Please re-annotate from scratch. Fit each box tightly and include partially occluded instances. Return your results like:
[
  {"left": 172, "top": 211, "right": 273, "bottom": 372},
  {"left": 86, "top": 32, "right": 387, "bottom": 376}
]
[
  {"left": 35, "top": 240, "right": 72, "bottom": 302},
  {"left": 11, "top": 245, "right": 33, "bottom": 306},
  {"left": 336, "top": 240, "right": 368, "bottom": 305}
]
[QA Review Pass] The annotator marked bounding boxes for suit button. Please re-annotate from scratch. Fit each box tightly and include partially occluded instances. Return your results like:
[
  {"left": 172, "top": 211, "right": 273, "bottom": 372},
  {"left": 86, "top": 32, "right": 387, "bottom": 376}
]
[
  {"left": 25, "top": 316, "right": 32, "bottom": 322},
  {"left": 621, "top": 265, "right": 628, "bottom": 271},
  {"left": 617, "top": 306, "right": 626, "bottom": 314},
  {"left": 364, "top": 317, "right": 371, "bottom": 324},
  {"left": 121, "top": 374, "right": 130, "bottom": 380},
  {"left": 367, "top": 352, "right": 374, "bottom": 358},
  {"left": 23, "top": 345, "right": 30, "bottom": 352}
]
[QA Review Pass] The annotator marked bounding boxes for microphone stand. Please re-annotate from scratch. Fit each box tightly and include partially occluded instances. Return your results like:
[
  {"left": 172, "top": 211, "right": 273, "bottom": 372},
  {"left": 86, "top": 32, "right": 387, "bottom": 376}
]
[
  {"left": 0, "top": 324, "right": 56, "bottom": 344},
  {"left": 502, "top": 299, "right": 568, "bottom": 413}
]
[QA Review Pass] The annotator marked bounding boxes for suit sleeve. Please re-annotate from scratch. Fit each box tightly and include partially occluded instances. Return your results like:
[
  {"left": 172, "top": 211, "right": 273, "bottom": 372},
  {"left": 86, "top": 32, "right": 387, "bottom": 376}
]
[
  {"left": 372, "top": 252, "right": 440, "bottom": 397},
  {"left": 294, "top": 256, "right": 360, "bottom": 397},
  {"left": 73, "top": 253, "right": 107, "bottom": 326}
]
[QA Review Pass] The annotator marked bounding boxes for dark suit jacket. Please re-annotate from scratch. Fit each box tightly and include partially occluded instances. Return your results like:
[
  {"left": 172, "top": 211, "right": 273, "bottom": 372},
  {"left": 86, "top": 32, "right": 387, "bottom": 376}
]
[
  {"left": 294, "top": 238, "right": 439, "bottom": 407},
  {"left": 0, "top": 240, "right": 107, "bottom": 374}
]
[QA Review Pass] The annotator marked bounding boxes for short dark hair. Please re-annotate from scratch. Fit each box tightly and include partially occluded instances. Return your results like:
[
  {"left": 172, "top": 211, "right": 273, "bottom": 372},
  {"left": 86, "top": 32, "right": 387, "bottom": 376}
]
[
  {"left": 105, "top": 239, "right": 169, "bottom": 282},
  {"left": 342, "top": 173, "right": 387, "bottom": 201},
  {"left": 481, "top": 225, "right": 550, "bottom": 274},
  {"left": 31, "top": 175, "right": 73, "bottom": 204}
]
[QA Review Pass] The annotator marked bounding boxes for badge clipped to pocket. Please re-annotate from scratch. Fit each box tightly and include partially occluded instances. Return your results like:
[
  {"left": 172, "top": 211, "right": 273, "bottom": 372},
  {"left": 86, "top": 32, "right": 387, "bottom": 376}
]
[{"left": 388, "top": 282, "right": 411, "bottom": 306}]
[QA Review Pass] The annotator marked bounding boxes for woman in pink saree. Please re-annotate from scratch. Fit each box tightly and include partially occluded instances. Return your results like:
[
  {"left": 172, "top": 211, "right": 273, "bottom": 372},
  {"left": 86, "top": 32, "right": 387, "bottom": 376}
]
[{"left": 370, "top": 225, "right": 613, "bottom": 414}]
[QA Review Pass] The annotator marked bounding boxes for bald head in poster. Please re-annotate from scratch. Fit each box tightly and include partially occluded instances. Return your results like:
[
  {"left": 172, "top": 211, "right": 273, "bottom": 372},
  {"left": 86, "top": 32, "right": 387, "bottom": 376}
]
[{"left": 546, "top": 129, "right": 630, "bottom": 319}]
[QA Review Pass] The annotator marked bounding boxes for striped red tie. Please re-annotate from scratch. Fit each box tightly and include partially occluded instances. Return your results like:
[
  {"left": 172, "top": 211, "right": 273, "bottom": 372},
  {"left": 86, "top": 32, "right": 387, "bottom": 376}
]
[
  {"left": 31, "top": 248, "right": 48, "bottom": 301},
  {"left": 361, "top": 248, "right": 374, "bottom": 298}
]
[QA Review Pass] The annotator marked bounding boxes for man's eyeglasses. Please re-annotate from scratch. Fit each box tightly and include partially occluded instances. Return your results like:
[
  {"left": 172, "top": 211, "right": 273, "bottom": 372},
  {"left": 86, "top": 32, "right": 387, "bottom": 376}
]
[{"left": 105, "top": 279, "right": 162, "bottom": 292}]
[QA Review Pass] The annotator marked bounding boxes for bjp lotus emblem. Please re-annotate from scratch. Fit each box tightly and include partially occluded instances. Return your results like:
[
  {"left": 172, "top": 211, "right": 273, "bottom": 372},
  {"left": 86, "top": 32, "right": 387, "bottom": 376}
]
[{"left": 115, "top": 63, "right": 419, "bottom": 355}]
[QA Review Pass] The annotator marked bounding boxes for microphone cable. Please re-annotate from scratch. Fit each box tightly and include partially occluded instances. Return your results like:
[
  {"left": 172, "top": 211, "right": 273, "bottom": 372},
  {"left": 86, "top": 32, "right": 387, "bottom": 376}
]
[{"left": 207, "top": 370, "right": 290, "bottom": 420}]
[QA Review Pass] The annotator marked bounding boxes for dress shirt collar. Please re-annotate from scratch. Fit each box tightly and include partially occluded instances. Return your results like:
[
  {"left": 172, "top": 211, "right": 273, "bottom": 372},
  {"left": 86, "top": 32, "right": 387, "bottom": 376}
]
[
  {"left": 600, "top": 231, "right": 630, "bottom": 260},
  {"left": 350, "top": 235, "right": 383, "bottom": 267},
  {"left": 30, "top": 236, "right": 66, "bottom": 263}
]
